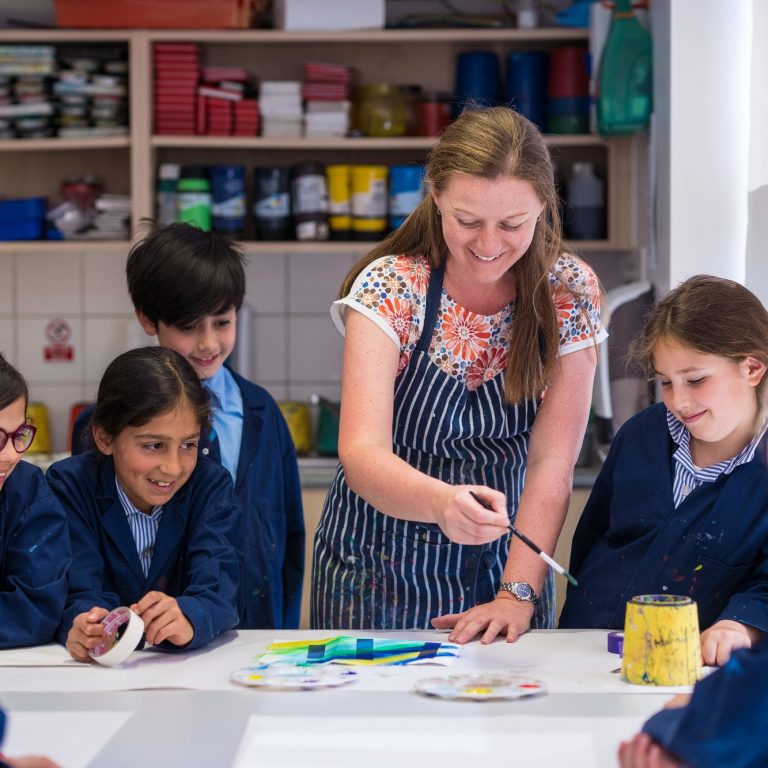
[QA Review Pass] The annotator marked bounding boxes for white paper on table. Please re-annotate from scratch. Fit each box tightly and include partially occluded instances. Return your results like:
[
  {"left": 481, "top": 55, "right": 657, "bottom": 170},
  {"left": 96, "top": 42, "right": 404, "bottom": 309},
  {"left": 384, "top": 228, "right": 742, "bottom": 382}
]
[
  {"left": 2, "top": 711, "right": 132, "bottom": 768},
  {"left": 0, "top": 644, "right": 80, "bottom": 667},
  {"left": 232, "top": 713, "right": 657, "bottom": 768}
]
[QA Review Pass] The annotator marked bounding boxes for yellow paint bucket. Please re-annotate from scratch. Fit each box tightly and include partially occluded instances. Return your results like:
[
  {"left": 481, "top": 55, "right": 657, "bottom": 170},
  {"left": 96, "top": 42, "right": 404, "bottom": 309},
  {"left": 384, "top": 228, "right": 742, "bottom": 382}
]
[
  {"left": 277, "top": 401, "right": 312, "bottom": 455},
  {"left": 621, "top": 594, "right": 701, "bottom": 686},
  {"left": 325, "top": 164, "right": 352, "bottom": 239},
  {"left": 25, "top": 401, "right": 51, "bottom": 454},
  {"left": 351, "top": 165, "right": 388, "bottom": 240}
]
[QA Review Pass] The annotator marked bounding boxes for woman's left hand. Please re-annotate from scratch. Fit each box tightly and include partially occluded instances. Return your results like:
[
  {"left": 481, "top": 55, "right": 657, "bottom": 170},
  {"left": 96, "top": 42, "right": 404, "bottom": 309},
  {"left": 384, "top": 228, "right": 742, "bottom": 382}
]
[{"left": 431, "top": 593, "right": 534, "bottom": 644}]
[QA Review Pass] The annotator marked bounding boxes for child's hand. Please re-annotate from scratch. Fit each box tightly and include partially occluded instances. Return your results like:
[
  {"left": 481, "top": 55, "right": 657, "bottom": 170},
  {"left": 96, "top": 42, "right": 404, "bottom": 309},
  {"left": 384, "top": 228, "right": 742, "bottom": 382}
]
[
  {"left": 618, "top": 733, "right": 682, "bottom": 768},
  {"left": 700, "top": 619, "right": 758, "bottom": 666},
  {"left": 66, "top": 607, "right": 110, "bottom": 662},
  {"left": 131, "top": 591, "right": 194, "bottom": 647},
  {"left": 0, "top": 754, "right": 61, "bottom": 768}
]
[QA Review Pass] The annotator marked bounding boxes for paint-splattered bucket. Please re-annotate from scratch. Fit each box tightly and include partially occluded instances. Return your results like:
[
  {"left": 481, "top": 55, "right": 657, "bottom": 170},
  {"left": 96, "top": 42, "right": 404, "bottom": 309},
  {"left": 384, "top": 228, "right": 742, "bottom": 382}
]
[{"left": 621, "top": 594, "right": 701, "bottom": 686}]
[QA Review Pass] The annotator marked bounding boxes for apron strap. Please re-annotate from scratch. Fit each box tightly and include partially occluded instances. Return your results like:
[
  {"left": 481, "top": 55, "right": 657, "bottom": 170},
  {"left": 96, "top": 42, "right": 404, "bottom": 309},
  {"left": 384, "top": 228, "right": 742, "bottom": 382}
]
[{"left": 416, "top": 263, "right": 445, "bottom": 354}]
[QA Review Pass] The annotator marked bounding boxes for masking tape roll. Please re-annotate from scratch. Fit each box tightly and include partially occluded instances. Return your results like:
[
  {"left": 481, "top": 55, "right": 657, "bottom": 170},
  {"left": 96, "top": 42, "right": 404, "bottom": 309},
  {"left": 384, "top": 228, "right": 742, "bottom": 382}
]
[
  {"left": 607, "top": 630, "right": 624, "bottom": 655},
  {"left": 88, "top": 606, "right": 143, "bottom": 667},
  {"left": 621, "top": 594, "right": 701, "bottom": 686}
]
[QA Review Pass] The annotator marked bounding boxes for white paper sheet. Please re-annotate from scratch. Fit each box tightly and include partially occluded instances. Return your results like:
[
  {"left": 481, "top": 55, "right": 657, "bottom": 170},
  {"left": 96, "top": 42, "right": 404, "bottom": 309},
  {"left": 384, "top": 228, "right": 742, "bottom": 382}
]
[
  {"left": 2, "top": 711, "right": 132, "bottom": 768},
  {"left": 232, "top": 713, "right": 659, "bottom": 768},
  {"left": 0, "top": 644, "right": 80, "bottom": 667}
]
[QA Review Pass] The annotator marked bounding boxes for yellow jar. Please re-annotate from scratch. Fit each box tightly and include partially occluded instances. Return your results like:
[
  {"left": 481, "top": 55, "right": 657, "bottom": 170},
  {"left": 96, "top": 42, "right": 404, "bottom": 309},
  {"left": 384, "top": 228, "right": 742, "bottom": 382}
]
[{"left": 355, "top": 84, "right": 407, "bottom": 137}]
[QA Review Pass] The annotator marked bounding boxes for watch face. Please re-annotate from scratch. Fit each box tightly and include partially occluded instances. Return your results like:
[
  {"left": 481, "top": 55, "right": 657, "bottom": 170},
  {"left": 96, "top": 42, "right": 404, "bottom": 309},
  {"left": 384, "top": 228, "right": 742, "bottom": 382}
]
[{"left": 514, "top": 583, "right": 533, "bottom": 600}]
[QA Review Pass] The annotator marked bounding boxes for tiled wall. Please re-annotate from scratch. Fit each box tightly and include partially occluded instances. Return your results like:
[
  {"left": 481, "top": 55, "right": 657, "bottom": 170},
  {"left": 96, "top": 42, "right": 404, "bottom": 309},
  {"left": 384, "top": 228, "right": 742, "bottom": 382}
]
[
  {"left": 0, "top": 246, "right": 361, "bottom": 452},
  {"left": 1, "top": 246, "right": 629, "bottom": 452}
]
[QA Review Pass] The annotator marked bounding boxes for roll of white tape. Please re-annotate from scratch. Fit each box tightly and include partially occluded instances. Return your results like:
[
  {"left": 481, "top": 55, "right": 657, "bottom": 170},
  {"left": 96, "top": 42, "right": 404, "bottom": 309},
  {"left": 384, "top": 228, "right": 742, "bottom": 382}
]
[{"left": 88, "top": 606, "right": 144, "bottom": 667}]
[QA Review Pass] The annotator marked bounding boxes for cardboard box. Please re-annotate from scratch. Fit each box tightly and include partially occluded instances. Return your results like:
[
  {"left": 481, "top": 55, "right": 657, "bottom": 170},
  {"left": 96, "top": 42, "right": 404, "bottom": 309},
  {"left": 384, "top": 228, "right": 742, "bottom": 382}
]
[
  {"left": 273, "top": 0, "right": 384, "bottom": 31},
  {"left": 55, "top": 0, "right": 252, "bottom": 29}
]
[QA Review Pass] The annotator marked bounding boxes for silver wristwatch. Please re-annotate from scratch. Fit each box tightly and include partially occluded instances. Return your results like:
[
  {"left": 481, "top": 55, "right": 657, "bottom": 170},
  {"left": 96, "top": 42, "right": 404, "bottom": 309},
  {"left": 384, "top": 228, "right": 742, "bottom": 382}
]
[{"left": 498, "top": 581, "right": 538, "bottom": 604}]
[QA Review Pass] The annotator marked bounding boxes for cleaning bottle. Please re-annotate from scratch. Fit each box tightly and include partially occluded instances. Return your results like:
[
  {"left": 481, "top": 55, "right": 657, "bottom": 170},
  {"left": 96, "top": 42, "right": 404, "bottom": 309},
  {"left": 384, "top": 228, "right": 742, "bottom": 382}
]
[{"left": 597, "top": 0, "right": 652, "bottom": 135}]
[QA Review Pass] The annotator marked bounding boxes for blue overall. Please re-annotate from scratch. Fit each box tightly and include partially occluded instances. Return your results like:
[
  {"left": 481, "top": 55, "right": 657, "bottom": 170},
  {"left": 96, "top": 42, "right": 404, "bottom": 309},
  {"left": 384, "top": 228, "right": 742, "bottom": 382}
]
[{"left": 312, "top": 264, "right": 555, "bottom": 629}]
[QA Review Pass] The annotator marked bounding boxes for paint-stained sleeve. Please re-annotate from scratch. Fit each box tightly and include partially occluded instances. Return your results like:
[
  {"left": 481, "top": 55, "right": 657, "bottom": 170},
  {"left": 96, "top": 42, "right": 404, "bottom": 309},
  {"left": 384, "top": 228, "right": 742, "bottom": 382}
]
[
  {"left": 716, "top": 540, "right": 768, "bottom": 634},
  {"left": 642, "top": 639, "right": 768, "bottom": 768},
  {"left": 0, "top": 464, "right": 71, "bottom": 648}
]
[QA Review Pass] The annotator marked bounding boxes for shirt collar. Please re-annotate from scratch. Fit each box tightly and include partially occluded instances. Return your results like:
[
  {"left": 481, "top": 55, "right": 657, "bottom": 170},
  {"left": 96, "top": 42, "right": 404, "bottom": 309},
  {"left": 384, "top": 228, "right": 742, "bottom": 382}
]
[
  {"left": 114, "top": 476, "right": 162, "bottom": 519},
  {"left": 666, "top": 409, "right": 768, "bottom": 477}
]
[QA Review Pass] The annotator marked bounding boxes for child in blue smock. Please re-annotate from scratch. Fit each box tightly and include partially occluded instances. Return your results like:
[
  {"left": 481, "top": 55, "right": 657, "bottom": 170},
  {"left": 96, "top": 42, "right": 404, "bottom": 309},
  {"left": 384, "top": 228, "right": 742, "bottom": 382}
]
[
  {"left": 618, "top": 638, "right": 768, "bottom": 768},
  {"left": 560, "top": 275, "right": 768, "bottom": 667},
  {"left": 49, "top": 347, "right": 241, "bottom": 661},
  {"left": 0, "top": 354, "right": 70, "bottom": 649},
  {"left": 71, "top": 224, "right": 304, "bottom": 630}
]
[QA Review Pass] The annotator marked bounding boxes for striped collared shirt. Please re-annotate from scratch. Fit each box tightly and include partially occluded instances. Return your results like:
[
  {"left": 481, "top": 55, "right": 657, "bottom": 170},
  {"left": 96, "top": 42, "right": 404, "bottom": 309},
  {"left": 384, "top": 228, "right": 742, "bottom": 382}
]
[
  {"left": 115, "top": 478, "right": 163, "bottom": 577},
  {"left": 667, "top": 410, "right": 767, "bottom": 508}
]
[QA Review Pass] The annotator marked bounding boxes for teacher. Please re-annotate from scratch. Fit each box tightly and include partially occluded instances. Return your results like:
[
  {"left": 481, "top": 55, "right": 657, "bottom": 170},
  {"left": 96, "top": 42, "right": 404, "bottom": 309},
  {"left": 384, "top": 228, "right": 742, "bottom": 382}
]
[{"left": 312, "top": 107, "right": 605, "bottom": 643}]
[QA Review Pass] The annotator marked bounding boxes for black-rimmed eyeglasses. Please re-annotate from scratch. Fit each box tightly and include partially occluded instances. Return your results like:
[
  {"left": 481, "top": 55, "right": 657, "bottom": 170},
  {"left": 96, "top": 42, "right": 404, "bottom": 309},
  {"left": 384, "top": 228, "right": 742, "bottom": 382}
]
[{"left": 0, "top": 423, "right": 37, "bottom": 453}]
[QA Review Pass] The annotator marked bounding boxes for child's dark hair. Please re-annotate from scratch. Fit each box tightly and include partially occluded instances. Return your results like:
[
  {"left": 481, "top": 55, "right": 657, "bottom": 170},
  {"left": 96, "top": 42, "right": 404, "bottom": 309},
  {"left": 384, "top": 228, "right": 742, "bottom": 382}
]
[
  {"left": 93, "top": 346, "right": 211, "bottom": 440},
  {"left": 0, "top": 352, "right": 28, "bottom": 410},
  {"left": 126, "top": 223, "right": 246, "bottom": 328},
  {"left": 631, "top": 274, "right": 768, "bottom": 406}
]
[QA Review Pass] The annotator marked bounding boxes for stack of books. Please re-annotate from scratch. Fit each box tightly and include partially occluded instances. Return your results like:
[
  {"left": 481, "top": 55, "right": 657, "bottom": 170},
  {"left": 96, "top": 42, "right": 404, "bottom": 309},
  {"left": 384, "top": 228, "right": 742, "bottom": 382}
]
[
  {"left": 154, "top": 43, "right": 200, "bottom": 136},
  {"left": 259, "top": 81, "right": 302, "bottom": 138},
  {"left": 302, "top": 61, "right": 352, "bottom": 138},
  {"left": 196, "top": 66, "right": 259, "bottom": 136}
]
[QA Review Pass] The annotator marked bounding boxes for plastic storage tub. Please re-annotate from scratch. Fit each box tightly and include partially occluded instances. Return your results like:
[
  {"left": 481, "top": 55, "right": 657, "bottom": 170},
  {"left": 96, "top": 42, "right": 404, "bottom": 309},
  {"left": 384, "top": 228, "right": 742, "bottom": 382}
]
[{"left": 0, "top": 197, "right": 47, "bottom": 240}]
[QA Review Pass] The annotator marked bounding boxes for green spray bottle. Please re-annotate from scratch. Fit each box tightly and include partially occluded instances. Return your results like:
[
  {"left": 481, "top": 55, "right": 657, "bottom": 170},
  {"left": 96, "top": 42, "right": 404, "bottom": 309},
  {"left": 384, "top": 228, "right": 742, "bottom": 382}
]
[{"left": 597, "top": 0, "right": 652, "bottom": 135}]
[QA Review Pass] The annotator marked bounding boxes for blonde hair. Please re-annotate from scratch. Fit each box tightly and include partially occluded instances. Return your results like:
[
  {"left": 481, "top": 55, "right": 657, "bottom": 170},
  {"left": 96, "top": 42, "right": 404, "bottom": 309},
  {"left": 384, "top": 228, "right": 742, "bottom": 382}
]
[{"left": 339, "top": 106, "right": 580, "bottom": 403}]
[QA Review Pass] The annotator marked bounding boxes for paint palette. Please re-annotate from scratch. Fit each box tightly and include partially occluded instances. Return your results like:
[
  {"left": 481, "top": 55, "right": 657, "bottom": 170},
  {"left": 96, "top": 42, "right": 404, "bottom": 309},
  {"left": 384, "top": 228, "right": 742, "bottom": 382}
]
[
  {"left": 414, "top": 673, "right": 547, "bottom": 701},
  {"left": 230, "top": 664, "right": 359, "bottom": 690}
]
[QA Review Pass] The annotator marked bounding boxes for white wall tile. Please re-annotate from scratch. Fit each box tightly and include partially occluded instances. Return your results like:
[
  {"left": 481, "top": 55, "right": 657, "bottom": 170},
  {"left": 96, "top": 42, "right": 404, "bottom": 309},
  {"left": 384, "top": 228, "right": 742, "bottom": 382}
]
[
  {"left": 289, "top": 383, "right": 342, "bottom": 402},
  {"left": 83, "top": 316, "right": 136, "bottom": 382},
  {"left": 0, "top": 256, "right": 13, "bottom": 312},
  {"left": 27, "top": 383, "right": 85, "bottom": 453},
  {"left": 287, "top": 251, "right": 356, "bottom": 313},
  {"left": 83, "top": 252, "right": 133, "bottom": 314},
  {"left": 16, "top": 316, "right": 83, "bottom": 383},
  {"left": 288, "top": 316, "right": 344, "bottom": 382},
  {"left": 16, "top": 251, "right": 81, "bottom": 314},
  {"left": 243, "top": 251, "right": 286, "bottom": 314},
  {"left": 253, "top": 315, "right": 287, "bottom": 383},
  {"left": 0, "top": 317, "right": 15, "bottom": 362}
]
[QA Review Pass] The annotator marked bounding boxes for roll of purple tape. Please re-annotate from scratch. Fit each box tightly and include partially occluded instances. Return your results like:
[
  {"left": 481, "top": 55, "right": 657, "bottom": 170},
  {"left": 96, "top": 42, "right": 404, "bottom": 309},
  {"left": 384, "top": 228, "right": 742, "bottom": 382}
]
[{"left": 607, "top": 631, "right": 624, "bottom": 655}]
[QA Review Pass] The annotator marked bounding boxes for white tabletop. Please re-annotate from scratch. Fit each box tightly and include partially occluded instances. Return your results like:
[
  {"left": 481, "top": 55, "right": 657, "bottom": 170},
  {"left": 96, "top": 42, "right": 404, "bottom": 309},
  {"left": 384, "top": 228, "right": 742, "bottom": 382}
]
[{"left": 0, "top": 629, "right": 684, "bottom": 768}]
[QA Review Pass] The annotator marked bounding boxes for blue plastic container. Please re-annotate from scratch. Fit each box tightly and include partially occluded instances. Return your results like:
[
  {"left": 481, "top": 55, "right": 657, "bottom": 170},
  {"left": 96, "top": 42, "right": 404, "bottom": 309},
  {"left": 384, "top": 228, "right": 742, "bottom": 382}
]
[
  {"left": 389, "top": 164, "right": 424, "bottom": 230},
  {"left": 0, "top": 197, "right": 47, "bottom": 240},
  {"left": 455, "top": 51, "right": 501, "bottom": 115},
  {"left": 506, "top": 51, "right": 549, "bottom": 131},
  {"left": 211, "top": 164, "right": 246, "bottom": 236}
]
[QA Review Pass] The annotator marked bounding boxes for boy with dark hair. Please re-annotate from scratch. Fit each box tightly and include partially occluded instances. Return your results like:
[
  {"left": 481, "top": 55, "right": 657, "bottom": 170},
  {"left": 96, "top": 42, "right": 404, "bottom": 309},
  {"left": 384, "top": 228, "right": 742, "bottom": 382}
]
[{"left": 73, "top": 223, "right": 304, "bottom": 630}]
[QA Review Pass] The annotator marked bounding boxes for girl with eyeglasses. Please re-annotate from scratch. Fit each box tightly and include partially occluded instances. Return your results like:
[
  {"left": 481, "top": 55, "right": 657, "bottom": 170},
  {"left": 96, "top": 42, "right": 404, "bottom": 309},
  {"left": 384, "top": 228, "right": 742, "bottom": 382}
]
[{"left": 0, "top": 353, "right": 71, "bottom": 649}]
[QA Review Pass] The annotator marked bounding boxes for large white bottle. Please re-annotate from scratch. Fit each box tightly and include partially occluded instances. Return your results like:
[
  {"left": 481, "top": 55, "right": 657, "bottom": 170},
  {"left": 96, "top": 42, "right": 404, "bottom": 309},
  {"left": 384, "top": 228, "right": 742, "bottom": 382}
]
[{"left": 566, "top": 161, "right": 606, "bottom": 240}]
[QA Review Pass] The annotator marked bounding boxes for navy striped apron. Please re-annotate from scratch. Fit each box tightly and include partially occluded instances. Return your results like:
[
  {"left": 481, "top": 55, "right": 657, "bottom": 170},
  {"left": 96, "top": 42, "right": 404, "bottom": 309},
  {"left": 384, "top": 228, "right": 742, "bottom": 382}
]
[{"left": 312, "top": 264, "right": 555, "bottom": 629}]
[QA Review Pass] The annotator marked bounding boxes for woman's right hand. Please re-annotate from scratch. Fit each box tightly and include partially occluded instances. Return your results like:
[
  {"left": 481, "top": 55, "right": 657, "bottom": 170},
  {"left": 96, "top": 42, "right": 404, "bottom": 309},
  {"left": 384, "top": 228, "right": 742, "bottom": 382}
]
[
  {"left": 65, "top": 606, "right": 109, "bottom": 662},
  {"left": 434, "top": 486, "right": 510, "bottom": 544}
]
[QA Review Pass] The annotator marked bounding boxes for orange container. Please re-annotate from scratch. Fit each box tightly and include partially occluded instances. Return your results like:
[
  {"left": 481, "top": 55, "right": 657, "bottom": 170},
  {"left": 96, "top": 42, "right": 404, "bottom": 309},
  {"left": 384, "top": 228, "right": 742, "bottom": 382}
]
[{"left": 55, "top": 0, "right": 253, "bottom": 29}]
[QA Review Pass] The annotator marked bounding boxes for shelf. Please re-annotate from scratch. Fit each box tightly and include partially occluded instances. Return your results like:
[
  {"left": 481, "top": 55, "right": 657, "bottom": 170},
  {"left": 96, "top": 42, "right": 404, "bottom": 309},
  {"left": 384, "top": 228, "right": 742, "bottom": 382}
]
[
  {"left": 0, "top": 240, "right": 131, "bottom": 254},
  {"left": 144, "top": 28, "right": 589, "bottom": 44},
  {"left": 0, "top": 137, "right": 131, "bottom": 152},
  {"left": 151, "top": 134, "right": 607, "bottom": 150}
]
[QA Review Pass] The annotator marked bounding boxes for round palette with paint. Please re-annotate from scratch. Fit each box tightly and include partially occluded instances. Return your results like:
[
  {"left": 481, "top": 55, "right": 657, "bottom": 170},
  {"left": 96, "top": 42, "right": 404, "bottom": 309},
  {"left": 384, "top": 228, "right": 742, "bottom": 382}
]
[
  {"left": 230, "top": 664, "right": 359, "bottom": 690},
  {"left": 414, "top": 673, "right": 546, "bottom": 701}
]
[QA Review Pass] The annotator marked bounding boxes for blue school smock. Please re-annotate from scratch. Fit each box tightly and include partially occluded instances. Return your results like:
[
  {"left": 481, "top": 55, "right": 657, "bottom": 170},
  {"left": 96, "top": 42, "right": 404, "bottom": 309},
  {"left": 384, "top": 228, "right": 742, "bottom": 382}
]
[
  {"left": 47, "top": 452, "right": 241, "bottom": 651},
  {"left": 642, "top": 638, "right": 768, "bottom": 767},
  {"left": 559, "top": 403, "right": 768, "bottom": 632},
  {"left": 0, "top": 461, "right": 70, "bottom": 649},
  {"left": 311, "top": 264, "right": 556, "bottom": 630},
  {"left": 71, "top": 369, "right": 304, "bottom": 630}
]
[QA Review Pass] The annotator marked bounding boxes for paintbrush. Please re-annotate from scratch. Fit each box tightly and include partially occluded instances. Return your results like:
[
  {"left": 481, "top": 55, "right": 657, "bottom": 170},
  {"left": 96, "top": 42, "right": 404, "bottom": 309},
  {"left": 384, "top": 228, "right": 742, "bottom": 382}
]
[{"left": 469, "top": 491, "right": 578, "bottom": 586}]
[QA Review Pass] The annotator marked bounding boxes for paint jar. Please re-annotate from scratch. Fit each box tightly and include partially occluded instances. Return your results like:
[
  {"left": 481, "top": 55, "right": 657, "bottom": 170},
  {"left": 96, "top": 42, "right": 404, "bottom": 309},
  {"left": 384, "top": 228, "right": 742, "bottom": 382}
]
[
  {"left": 176, "top": 166, "right": 212, "bottom": 231},
  {"left": 388, "top": 164, "right": 424, "bottom": 230},
  {"left": 565, "top": 161, "right": 606, "bottom": 240},
  {"left": 325, "top": 164, "right": 352, "bottom": 240},
  {"left": 415, "top": 91, "right": 452, "bottom": 137},
  {"left": 253, "top": 166, "right": 291, "bottom": 240},
  {"left": 291, "top": 163, "right": 329, "bottom": 241},
  {"left": 277, "top": 401, "right": 312, "bottom": 455},
  {"left": 25, "top": 402, "right": 51, "bottom": 454},
  {"left": 211, "top": 164, "right": 246, "bottom": 237},
  {"left": 351, "top": 165, "right": 388, "bottom": 241},
  {"left": 156, "top": 163, "right": 180, "bottom": 225},
  {"left": 455, "top": 51, "right": 501, "bottom": 114},
  {"left": 356, "top": 84, "right": 407, "bottom": 137},
  {"left": 621, "top": 595, "right": 702, "bottom": 686}
]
